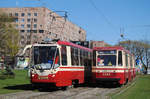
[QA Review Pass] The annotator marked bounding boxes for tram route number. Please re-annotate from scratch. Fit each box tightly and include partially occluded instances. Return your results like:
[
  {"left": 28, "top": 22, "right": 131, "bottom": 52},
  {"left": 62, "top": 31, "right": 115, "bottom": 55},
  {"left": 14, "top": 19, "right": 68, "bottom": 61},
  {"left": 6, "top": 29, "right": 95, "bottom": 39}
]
[{"left": 38, "top": 76, "right": 48, "bottom": 80}]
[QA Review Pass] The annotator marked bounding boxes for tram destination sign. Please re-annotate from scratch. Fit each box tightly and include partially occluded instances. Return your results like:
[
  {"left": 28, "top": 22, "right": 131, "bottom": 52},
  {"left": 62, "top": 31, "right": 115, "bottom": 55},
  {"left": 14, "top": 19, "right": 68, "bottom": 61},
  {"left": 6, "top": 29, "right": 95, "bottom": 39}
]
[{"left": 98, "top": 50, "right": 116, "bottom": 54}]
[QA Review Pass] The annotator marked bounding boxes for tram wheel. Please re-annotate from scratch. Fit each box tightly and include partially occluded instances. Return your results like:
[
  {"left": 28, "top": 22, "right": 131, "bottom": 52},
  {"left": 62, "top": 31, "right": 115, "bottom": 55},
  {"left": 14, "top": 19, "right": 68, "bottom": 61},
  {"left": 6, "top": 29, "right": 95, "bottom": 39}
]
[
  {"left": 72, "top": 80, "right": 79, "bottom": 88},
  {"left": 124, "top": 79, "right": 128, "bottom": 85},
  {"left": 61, "top": 86, "right": 68, "bottom": 91}
]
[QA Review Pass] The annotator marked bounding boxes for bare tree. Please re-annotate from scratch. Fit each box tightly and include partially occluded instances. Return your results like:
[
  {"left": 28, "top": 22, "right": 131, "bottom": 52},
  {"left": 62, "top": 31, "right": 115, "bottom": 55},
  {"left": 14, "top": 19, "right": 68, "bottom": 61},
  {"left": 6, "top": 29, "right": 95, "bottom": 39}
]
[{"left": 118, "top": 40, "right": 150, "bottom": 74}]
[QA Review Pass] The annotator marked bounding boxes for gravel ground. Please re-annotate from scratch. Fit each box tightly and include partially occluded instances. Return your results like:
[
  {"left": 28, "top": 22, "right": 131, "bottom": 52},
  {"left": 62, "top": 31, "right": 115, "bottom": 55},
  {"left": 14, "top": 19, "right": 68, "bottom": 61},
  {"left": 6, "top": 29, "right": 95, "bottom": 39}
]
[{"left": 0, "top": 84, "right": 119, "bottom": 99}]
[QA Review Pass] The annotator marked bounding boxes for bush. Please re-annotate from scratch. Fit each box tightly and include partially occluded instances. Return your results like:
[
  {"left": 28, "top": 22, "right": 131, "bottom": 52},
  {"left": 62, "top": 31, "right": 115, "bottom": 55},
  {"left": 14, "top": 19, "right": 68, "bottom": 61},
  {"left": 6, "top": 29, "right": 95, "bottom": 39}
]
[{"left": 0, "top": 66, "right": 15, "bottom": 79}]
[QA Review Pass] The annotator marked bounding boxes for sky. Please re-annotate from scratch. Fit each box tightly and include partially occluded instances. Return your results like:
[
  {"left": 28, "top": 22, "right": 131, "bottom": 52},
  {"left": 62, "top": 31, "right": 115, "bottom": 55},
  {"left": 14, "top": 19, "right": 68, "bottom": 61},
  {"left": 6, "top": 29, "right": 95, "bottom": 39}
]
[{"left": 0, "top": 0, "right": 150, "bottom": 45}]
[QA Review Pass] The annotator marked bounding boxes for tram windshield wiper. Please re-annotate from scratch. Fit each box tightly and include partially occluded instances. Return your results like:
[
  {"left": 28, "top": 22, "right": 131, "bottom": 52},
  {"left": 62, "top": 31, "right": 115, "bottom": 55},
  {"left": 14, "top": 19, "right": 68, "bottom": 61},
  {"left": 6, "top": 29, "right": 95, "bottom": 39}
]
[{"left": 35, "top": 63, "right": 52, "bottom": 70}]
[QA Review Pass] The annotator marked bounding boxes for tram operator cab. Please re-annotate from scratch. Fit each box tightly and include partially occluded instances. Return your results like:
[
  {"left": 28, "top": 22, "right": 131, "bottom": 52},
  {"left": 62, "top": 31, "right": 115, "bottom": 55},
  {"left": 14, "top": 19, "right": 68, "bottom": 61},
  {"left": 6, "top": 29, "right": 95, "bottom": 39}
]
[
  {"left": 30, "top": 42, "right": 60, "bottom": 86},
  {"left": 92, "top": 46, "right": 135, "bottom": 85},
  {"left": 30, "top": 40, "right": 92, "bottom": 87}
]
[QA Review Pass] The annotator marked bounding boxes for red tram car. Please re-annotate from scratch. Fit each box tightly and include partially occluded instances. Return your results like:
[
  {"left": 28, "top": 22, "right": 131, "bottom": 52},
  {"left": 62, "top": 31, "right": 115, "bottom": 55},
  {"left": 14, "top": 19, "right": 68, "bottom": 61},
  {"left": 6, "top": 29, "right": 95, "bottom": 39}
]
[
  {"left": 30, "top": 41, "right": 92, "bottom": 88},
  {"left": 92, "top": 46, "right": 136, "bottom": 85}
]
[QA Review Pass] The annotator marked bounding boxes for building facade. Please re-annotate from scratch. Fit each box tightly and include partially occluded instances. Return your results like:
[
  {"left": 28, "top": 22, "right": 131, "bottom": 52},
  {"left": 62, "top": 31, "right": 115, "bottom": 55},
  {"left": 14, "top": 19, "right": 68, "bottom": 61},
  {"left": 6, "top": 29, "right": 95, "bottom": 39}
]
[
  {"left": 71, "top": 41, "right": 110, "bottom": 48},
  {"left": 90, "top": 41, "right": 109, "bottom": 48},
  {"left": 0, "top": 7, "right": 86, "bottom": 48}
]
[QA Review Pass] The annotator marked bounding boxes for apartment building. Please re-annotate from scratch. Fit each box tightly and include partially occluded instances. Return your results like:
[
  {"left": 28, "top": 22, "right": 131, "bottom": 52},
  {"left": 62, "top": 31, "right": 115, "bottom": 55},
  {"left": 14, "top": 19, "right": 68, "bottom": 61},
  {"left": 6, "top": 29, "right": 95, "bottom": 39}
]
[
  {"left": 71, "top": 41, "right": 109, "bottom": 48},
  {"left": 90, "top": 41, "right": 109, "bottom": 48},
  {"left": 0, "top": 7, "right": 86, "bottom": 48}
]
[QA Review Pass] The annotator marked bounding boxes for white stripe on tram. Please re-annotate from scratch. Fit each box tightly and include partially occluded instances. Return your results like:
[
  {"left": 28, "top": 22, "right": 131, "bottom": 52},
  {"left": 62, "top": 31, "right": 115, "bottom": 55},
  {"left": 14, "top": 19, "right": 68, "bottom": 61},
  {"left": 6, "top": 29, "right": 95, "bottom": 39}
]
[
  {"left": 59, "top": 68, "right": 84, "bottom": 71},
  {"left": 92, "top": 70, "right": 126, "bottom": 73}
]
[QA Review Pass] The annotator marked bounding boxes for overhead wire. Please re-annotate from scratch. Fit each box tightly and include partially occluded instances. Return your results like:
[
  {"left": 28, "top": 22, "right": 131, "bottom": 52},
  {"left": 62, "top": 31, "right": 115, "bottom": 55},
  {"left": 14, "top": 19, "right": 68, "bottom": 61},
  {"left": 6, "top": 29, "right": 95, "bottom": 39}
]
[
  {"left": 88, "top": 0, "right": 118, "bottom": 33},
  {"left": 88, "top": 0, "right": 119, "bottom": 45}
]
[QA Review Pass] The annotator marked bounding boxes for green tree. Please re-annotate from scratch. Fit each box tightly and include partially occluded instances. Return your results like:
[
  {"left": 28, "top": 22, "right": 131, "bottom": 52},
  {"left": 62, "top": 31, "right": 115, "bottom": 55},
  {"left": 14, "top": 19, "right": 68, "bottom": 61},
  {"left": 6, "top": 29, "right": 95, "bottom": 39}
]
[{"left": 0, "top": 11, "right": 20, "bottom": 68}]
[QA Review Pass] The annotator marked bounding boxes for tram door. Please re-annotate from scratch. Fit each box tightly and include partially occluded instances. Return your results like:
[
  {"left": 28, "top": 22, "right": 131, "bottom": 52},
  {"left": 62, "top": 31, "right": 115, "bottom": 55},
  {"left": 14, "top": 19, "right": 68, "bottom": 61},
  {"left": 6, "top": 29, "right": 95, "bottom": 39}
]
[{"left": 84, "top": 52, "right": 92, "bottom": 84}]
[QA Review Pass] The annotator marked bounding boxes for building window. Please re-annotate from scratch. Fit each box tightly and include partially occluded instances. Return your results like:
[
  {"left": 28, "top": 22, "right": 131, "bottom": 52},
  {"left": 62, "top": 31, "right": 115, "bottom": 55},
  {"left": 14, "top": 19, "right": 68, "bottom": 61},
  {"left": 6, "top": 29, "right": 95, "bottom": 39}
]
[
  {"left": 21, "top": 18, "right": 24, "bottom": 22},
  {"left": 27, "top": 35, "right": 30, "bottom": 39},
  {"left": 79, "top": 30, "right": 81, "bottom": 34},
  {"left": 21, "top": 35, "right": 24, "bottom": 39},
  {"left": 15, "top": 18, "right": 18, "bottom": 22},
  {"left": 21, "top": 41, "right": 24, "bottom": 45},
  {"left": 27, "top": 30, "right": 31, "bottom": 33},
  {"left": 27, "top": 18, "right": 31, "bottom": 22},
  {"left": 34, "top": 13, "right": 37, "bottom": 16},
  {"left": 21, "top": 13, "right": 25, "bottom": 17},
  {"left": 34, "top": 24, "right": 37, "bottom": 28},
  {"left": 27, "top": 24, "right": 31, "bottom": 28},
  {"left": 40, "top": 25, "right": 42, "bottom": 27},
  {"left": 15, "top": 13, "right": 18, "bottom": 17},
  {"left": 39, "top": 30, "right": 44, "bottom": 33},
  {"left": 9, "top": 13, "right": 12, "bottom": 16},
  {"left": 34, "top": 18, "right": 37, "bottom": 22},
  {"left": 33, "top": 36, "right": 38, "bottom": 42},
  {"left": 21, "top": 24, "right": 24, "bottom": 28},
  {"left": 28, "top": 13, "right": 31, "bottom": 17},
  {"left": 20, "top": 30, "right": 25, "bottom": 33},
  {"left": 32, "top": 30, "right": 37, "bottom": 33}
]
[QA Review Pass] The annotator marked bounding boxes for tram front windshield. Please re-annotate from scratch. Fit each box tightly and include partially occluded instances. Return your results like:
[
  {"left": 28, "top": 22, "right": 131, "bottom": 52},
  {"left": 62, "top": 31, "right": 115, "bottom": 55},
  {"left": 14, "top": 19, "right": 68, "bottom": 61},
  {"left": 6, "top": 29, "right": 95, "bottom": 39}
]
[
  {"left": 97, "top": 53, "right": 116, "bottom": 66},
  {"left": 33, "top": 46, "right": 59, "bottom": 70}
]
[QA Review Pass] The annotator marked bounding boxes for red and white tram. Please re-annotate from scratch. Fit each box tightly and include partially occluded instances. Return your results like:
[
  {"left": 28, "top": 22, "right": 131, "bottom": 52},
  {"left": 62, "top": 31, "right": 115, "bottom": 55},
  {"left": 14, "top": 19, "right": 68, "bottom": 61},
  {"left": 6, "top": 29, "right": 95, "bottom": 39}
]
[
  {"left": 30, "top": 40, "right": 92, "bottom": 87},
  {"left": 92, "top": 46, "right": 135, "bottom": 85}
]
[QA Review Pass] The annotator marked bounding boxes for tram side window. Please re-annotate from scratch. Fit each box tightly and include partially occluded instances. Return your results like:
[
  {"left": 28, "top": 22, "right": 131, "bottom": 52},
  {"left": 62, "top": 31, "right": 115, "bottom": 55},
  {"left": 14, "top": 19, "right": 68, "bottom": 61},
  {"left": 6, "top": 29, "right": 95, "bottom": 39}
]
[
  {"left": 71, "top": 47, "right": 74, "bottom": 66},
  {"left": 125, "top": 53, "right": 128, "bottom": 67},
  {"left": 83, "top": 51, "right": 87, "bottom": 66},
  {"left": 86, "top": 51, "right": 88, "bottom": 59},
  {"left": 78, "top": 49, "right": 81, "bottom": 66},
  {"left": 75, "top": 48, "right": 79, "bottom": 66},
  {"left": 118, "top": 51, "right": 122, "bottom": 66},
  {"left": 80, "top": 50, "right": 84, "bottom": 66},
  {"left": 130, "top": 56, "right": 133, "bottom": 68},
  {"left": 61, "top": 46, "right": 67, "bottom": 65},
  {"left": 71, "top": 47, "right": 79, "bottom": 66}
]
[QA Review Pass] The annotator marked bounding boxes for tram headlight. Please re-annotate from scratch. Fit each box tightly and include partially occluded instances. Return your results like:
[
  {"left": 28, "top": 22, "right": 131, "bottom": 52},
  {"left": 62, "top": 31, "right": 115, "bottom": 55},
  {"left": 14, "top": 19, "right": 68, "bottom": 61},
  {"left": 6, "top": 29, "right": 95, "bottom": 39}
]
[
  {"left": 52, "top": 74, "right": 55, "bottom": 77},
  {"left": 32, "top": 74, "right": 35, "bottom": 77}
]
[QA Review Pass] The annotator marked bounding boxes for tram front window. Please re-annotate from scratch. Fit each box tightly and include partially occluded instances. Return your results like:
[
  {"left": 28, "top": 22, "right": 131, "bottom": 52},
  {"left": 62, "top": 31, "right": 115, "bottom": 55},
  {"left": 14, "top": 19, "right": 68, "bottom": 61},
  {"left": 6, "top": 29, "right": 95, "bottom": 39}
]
[
  {"left": 97, "top": 55, "right": 116, "bottom": 66},
  {"left": 33, "top": 46, "right": 59, "bottom": 70}
]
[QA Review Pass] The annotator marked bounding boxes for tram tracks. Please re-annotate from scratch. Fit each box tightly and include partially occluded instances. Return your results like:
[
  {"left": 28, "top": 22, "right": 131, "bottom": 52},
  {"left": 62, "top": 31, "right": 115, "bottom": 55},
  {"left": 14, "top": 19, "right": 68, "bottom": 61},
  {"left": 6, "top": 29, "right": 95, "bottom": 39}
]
[{"left": 0, "top": 86, "right": 119, "bottom": 99}]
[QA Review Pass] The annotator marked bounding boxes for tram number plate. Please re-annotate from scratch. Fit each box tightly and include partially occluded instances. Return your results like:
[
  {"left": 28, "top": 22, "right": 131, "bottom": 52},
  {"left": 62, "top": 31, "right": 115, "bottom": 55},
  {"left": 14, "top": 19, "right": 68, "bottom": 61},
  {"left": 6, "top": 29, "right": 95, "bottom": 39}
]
[{"left": 38, "top": 76, "right": 48, "bottom": 80}]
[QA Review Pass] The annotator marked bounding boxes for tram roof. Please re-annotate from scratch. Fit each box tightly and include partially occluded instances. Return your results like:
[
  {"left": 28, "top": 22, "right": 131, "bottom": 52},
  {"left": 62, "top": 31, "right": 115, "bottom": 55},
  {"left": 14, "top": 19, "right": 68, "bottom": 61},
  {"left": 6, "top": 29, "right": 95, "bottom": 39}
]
[
  {"left": 57, "top": 41, "right": 92, "bottom": 52},
  {"left": 93, "top": 46, "right": 131, "bottom": 54}
]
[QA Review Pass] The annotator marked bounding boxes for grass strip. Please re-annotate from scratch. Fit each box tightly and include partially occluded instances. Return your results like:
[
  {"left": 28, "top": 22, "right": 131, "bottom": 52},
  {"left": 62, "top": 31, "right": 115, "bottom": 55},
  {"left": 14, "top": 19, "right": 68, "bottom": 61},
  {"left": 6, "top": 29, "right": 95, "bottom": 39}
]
[
  {"left": 0, "top": 70, "right": 30, "bottom": 94},
  {"left": 110, "top": 75, "right": 150, "bottom": 99}
]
